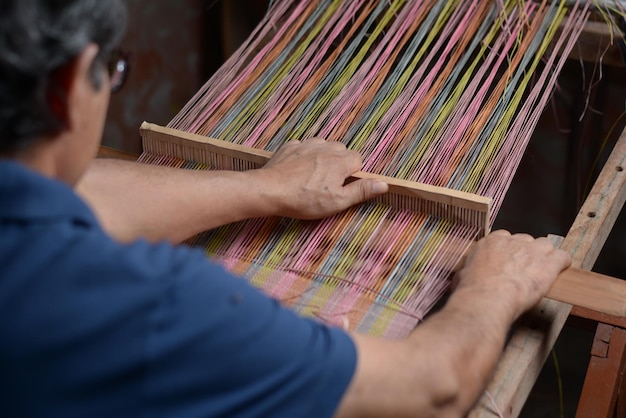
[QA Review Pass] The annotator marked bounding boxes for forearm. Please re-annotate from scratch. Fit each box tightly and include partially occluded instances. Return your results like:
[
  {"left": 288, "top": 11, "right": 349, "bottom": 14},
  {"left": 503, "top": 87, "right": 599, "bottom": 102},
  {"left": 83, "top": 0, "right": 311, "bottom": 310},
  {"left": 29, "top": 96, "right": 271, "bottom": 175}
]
[
  {"left": 411, "top": 285, "right": 517, "bottom": 415},
  {"left": 77, "top": 141, "right": 387, "bottom": 244},
  {"left": 339, "top": 288, "right": 516, "bottom": 418},
  {"left": 77, "top": 158, "right": 278, "bottom": 243}
]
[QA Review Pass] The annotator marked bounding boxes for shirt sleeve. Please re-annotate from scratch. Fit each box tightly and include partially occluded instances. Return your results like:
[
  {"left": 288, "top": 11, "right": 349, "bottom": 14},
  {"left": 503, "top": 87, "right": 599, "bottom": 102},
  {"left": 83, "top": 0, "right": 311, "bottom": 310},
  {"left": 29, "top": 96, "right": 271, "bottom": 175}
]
[{"left": 141, "top": 245, "right": 357, "bottom": 418}]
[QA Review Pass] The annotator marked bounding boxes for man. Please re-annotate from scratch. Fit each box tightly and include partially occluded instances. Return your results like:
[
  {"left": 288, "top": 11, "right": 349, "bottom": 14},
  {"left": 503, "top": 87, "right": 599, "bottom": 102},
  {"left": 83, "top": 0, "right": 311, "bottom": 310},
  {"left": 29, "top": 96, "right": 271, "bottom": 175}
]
[{"left": 0, "top": 1, "right": 571, "bottom": 417}]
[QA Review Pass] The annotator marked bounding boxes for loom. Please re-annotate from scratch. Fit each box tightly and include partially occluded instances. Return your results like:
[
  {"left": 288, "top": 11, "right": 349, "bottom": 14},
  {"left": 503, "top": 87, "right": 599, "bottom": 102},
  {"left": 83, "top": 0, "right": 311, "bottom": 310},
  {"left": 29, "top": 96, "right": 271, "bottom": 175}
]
[
  {"left": 130, "top": 0, "right": 626, "bottom": 415},
  {"left": 140, "top": 121, "right": 626, "bottom": 319}
]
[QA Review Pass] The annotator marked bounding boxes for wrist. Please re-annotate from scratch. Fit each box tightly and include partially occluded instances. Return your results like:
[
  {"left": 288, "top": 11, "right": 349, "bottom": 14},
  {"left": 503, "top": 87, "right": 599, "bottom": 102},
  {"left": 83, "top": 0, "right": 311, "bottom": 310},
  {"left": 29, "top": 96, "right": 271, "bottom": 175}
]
[
  {"left": 241, "top": 168, "right": 285, "bottom": 219},
  {"left": 448, "top": 280, "right": 521, "bottom": 326}
]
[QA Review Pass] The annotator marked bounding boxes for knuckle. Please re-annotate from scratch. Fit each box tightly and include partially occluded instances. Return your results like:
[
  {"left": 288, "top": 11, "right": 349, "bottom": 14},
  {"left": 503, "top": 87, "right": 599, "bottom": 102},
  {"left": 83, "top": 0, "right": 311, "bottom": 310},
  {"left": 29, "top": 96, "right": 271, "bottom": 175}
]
[
  {"left": 513, "top": 233, "right": 534, "bottom": 241},
  {"left": 347, "top": 150, "right": 363, "bottom": 168},
  {"left": 308, "top": 137, "right": 326, "bottom": 144},
  {"left": 329, "top": 141, "right": 348, "bottom": 152}
]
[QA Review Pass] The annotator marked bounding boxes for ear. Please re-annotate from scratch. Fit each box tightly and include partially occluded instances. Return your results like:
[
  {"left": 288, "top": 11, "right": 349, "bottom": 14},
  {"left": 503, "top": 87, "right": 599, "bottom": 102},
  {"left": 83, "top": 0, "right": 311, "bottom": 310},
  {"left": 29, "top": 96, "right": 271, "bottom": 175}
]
[{"left": 47, "top": 44, "right": 101, "bottom": 131}]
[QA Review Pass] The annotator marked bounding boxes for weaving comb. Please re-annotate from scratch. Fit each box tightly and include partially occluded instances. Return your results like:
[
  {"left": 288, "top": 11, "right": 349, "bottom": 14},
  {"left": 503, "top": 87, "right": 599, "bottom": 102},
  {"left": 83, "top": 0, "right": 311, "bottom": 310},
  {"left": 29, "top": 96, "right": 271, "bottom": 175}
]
[
  {"left": 139, "top": 122, "right": 626, "bottom": 318},
  {"left": 140, "top": 122, "right": 492, "bottom": 237}
]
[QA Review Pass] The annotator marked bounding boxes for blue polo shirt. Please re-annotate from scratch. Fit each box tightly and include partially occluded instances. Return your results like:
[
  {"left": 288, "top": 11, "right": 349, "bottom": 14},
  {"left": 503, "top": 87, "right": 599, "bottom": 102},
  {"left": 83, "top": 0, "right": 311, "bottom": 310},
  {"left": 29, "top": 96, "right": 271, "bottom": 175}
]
[{"left": 0, "top": 161, "right": 357, "bottom": 418}]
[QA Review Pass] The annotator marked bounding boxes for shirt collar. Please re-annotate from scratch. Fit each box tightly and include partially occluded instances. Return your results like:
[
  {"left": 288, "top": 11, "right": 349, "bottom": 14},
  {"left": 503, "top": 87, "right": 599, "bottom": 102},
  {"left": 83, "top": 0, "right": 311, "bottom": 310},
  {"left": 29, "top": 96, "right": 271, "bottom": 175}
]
[{"left": 0, "top": 160, "right": 98, "bottom": 226}]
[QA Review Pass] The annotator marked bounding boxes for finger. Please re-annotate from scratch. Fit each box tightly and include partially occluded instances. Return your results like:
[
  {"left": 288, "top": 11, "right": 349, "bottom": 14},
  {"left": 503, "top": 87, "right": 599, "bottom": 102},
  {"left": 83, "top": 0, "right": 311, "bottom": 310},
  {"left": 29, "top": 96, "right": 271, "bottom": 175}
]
[
  {"left": 276, "top": 140, "right": 301, "bottom": 153},
  {"left": 341, "top": 178, "right": 389, "bottom": 206},
  {"left": 534, "top": 236, "right": 557, "bottom": 251},
  {"left": 306, "top": 137, "right": 327, "bottom": 144},
  {"left": 342, "top": 149, "right": 364, "bottom": 173},
  {"left": 551, "top": 248, "right": 572, "bottom": 270},
  {"left": 490, "top": 229, "right": 511, "bottom": 237},
  {"left": 285, "top": 139, "right": 301, "bottom": 145},
  {"left": 512, "top": 233, "right": 534, "bottom": 242},
  {"left": 325, "top": 140, "right": 349, "bottom": 153}
]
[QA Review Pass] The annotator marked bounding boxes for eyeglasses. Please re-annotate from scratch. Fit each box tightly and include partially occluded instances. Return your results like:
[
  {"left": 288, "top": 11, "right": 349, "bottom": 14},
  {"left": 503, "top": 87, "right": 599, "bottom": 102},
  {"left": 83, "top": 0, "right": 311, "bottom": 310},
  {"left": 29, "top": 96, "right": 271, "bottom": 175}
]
[{"left": 107, "top": 49, "right": 129, "bottom": 93}]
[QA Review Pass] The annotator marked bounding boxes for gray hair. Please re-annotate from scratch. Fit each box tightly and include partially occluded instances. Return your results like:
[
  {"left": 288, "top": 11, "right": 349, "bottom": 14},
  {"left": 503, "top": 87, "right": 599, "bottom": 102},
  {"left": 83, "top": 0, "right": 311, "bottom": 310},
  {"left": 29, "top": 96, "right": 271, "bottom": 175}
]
[{"left": 0, "top": 0, "right": 127, "bottom": 153}]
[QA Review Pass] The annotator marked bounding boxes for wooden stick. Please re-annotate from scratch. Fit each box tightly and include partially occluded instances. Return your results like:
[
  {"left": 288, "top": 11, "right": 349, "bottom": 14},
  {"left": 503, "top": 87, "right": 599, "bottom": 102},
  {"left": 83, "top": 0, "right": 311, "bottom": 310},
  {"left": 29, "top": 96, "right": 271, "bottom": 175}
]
[
  {"left": 548, "top": 267, "right": 626, "bottom": 317},
  {"left": 140, "top": 122, "right": 492, "bottom": 236}
]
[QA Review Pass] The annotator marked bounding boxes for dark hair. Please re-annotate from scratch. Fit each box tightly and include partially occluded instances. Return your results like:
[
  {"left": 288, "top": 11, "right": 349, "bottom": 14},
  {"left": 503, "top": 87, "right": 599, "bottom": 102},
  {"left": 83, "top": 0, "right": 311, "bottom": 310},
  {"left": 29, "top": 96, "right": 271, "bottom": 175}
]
[{"left": 0, "top": 0, "right": 127, "bottom": 154}]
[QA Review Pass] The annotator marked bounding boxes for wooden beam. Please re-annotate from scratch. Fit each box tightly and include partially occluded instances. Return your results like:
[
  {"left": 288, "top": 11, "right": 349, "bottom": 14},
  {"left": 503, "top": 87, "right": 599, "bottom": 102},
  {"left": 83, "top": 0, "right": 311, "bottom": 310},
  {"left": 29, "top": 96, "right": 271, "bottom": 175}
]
[
  {"left": 572, "top": 305, "right": 626, "bottom": 329},
  {"left": 576, "top": 324, "right": 626, "bottom": 418},
  {"left": 548, "top": 268, "right": 626, "bottom": 317},
  {"left": 97, "top": 145, "right": 139, "bottom": 161}
]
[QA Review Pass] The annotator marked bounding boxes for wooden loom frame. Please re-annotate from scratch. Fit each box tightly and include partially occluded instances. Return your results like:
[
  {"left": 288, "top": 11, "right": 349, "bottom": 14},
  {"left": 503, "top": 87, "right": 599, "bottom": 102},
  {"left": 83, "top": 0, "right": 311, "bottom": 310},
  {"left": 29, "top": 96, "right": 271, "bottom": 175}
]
[{"left": 136, "top": 115, "right": 626, "bottom": 418}]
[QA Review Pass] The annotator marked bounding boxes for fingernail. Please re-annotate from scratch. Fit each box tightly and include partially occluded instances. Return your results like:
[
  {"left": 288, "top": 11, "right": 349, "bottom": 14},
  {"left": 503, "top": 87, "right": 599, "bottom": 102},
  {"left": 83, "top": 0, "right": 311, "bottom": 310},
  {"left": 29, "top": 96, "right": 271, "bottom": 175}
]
[{"left": 372, "top": 180, "right": 389, "bottom": 194}]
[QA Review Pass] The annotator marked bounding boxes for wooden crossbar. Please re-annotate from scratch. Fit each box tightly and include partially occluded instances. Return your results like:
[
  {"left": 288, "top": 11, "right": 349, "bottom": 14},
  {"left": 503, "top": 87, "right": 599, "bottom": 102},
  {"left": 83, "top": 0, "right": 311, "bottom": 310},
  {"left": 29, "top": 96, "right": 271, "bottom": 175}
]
[{"left": 548, "top": 267, "right": 626, "bottom": 317}]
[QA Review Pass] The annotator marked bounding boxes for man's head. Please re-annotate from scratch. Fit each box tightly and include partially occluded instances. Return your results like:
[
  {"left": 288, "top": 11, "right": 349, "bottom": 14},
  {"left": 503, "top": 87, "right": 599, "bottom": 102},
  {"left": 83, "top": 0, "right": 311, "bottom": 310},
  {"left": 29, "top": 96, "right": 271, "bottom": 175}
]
[{"left": 0, "top": 0, "right": 127, "bottom": 182}]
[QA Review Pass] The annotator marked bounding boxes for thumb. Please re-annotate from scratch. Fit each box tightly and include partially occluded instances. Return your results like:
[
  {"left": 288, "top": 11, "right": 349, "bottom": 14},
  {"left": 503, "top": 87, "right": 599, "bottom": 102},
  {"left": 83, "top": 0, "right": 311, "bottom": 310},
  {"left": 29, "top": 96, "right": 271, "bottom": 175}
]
[{"left": 342, "top": 178, "right": 389, "bottom": 205}]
